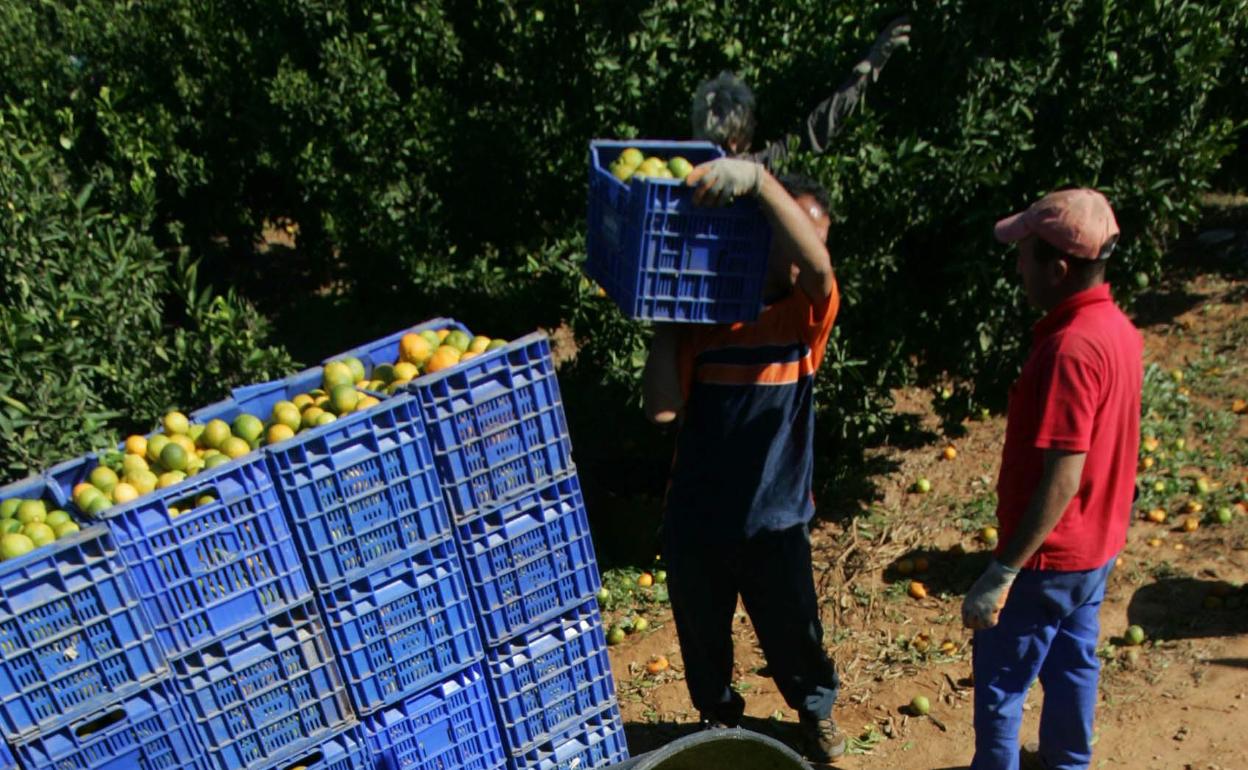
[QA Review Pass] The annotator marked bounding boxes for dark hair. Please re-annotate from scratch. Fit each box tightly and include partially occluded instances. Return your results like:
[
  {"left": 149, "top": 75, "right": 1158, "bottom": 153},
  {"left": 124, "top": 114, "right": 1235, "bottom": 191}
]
[
  {"left": 776, "top": 172, "right": 831, "bottom": 215},
  {"left": 1033, "top": 236, "right": 1107, "bottom": 279}
]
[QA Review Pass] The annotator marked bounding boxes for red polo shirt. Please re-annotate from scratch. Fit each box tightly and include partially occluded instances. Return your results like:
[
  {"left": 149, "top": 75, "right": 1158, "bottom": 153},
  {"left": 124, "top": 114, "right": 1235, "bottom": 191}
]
[{"left": 996, "top": 283, "right": 1143, "bottom": 571}]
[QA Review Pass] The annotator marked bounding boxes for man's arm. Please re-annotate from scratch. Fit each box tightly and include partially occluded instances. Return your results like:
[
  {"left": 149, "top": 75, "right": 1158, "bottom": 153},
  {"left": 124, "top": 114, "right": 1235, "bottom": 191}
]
[
  {"left": 642, "top": 324, "right": 683, "bottom": 424},
  {"left": 747, "top": 17, "right": 910, "bottom": 169},
  {"left": 685, "top": 159, "right": 834, "bottom": 304},
  {"left": 998, "top": 449, "right": 1087, "bottom": 569},
  {"left": 757, "top": 171, "right": 835, "bottom": 303},
  {"left": 962, "top": 449, "right": 1087, "bottom": 630}
]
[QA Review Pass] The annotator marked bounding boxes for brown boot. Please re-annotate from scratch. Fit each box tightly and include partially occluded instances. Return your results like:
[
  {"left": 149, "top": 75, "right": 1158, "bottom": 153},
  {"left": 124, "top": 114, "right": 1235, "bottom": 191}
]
[{"left": 799, "top": 714, "right": 847, "bottom": 763}]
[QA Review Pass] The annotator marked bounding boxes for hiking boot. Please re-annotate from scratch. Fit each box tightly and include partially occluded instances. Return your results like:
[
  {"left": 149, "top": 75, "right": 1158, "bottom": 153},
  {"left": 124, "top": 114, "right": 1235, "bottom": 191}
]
[
  {"left": 799, "top": 714, "right": 847, "bottom": 763},
  {"left": 1019, "top": 742, "right": 1051, "bottom": 770}
]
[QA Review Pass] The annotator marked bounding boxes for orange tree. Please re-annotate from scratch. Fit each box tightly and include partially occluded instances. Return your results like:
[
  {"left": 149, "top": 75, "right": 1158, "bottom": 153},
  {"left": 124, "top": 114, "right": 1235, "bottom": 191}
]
[{"left": 2, "top": 1, "right": 1246, "bottom": 519}]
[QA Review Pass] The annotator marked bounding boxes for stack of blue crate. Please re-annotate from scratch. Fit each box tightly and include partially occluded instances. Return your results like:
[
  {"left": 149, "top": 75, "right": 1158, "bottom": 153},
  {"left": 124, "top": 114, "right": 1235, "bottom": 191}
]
[
  {"left": 0, "top": 474, "right": 199, "bottom": 770},
  {"left": 46, "top": 431, "right": 363, "bottom": 770},
  {"left": 328, "top": 320, "right": 629, "bottom": 770}
]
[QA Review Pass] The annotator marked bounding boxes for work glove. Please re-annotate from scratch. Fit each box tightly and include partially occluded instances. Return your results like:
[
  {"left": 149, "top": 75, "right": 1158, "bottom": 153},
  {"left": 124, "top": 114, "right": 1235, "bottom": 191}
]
[
  {"left": 854, "top": 16, "right": 911, "bottom": 81},
  {"left": 685, "top": 158, "right": 764, "bottom": 207},
  {"left": 962, "top": 559, "right": 1020, "bottom": 630}
]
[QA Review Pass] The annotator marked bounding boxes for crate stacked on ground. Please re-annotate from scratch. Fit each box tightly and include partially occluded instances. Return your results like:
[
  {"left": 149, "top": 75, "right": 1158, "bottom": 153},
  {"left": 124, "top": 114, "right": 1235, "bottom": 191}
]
[
  {"left": 0, "top": 474, "right": 201, "bottom": 769},
  {"left": 587, "top": 139, "right": 773, "bottom": 324},
  {"left": 326, "top": 319, "right": 627, "bottom": 769},
  {"left": 47, "top": 437, "right": 359, "bottom": 770},
  {"left": 195, "top": 350, "right": 485, "bottom": 719}
]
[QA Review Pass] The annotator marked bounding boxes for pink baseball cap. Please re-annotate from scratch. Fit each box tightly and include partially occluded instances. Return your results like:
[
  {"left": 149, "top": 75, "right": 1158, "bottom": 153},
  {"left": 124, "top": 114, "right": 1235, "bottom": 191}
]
[{"left": 994, "top": 188, "right": 1120, "bottom": 260}]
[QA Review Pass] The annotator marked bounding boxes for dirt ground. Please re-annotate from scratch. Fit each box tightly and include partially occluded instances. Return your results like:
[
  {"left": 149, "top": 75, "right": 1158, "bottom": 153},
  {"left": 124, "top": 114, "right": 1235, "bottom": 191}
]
[{"left": 602, "top": 234, "right": 1248, "bottom": 769}]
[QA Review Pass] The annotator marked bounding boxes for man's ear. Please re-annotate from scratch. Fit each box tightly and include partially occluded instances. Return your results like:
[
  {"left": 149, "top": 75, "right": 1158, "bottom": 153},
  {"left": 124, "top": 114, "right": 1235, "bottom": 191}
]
[{"left": 1052, "top": 257, "right": 1071, "bottom": 284}]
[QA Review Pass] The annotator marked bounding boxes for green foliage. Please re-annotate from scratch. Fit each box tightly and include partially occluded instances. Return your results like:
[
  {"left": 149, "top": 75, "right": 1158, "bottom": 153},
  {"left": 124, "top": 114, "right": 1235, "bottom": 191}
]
[
  {"left": 1, "top": 0, "right": 1246, "bottom": 483},
  {"left": 0, "top": 105, "right": 292, "bottom": 481}
]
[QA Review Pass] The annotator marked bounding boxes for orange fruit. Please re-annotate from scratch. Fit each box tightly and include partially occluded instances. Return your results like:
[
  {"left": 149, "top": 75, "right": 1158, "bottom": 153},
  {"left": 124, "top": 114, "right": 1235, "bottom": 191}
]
[
  {"left": 908, "top": 581, "right": 927, "bottom": 599},
  {"left": 1146, "top": 509, "right": 1167, "bottom": 524},
  {"left": 1232, "top": 398, "right": 1247, "bottom": 415},
  {"left": 637, "top": 572, "right": 654, "bottom": 588},
  {"left": 1182, "top": 516, "right": 1199, "bottom": 532},
  {"left": 646, "top": 655, "right": 669, "bottom": 675},
  {"left": 942, "top": 446, "right": 957, "bottom": 461},
  {"left": 424, "top": 346, "right": 461, "bottom": 374},
  {"left": 399, "top": 333, "right": 433, "bottom": 366},
  {"left": 436, "top": 329, "right": 450, "bottom": 341},
  {"left": 124, "top": 435, "right": 148, "bottom": 456},
  {"left": 460, "top": 351, "right": 480, "bottom": 362}
]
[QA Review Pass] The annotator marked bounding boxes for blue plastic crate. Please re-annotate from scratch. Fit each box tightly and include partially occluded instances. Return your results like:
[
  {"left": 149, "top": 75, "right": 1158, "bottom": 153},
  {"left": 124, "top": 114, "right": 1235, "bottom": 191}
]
[
  {"left": 195, "top": 368, "right": 453, "bottom": 591},
  {"left": 0, "top": 474, "right": 166, "bottom": 740},
  {"left": 319, "top": 537, "right": 481, "bottom": 715},
  {"left": 457, "top": 473, "right": 600, "bottom": 646},
  {"left": 509, "top": 703, "right": 628, "bottom": 770},
  {"left": 250, "top": 722, "right": 374, "bottom": 770},
  {"left": 363, "top": 663, "right": 506, "bottom": 770},
  {"left": 320, "top": 317, "right": 474, "bottom": 373},
  {"left": 486, "top": 601, "right": 618, "bottom": 756},
  {"left": 172, "top": 599, "right": 355, "bottom": 770},
  {"left": 587, "top": 139, "right": 773, "bottom": 324},
  {"left": 0, "top": 734, "right": 13, "bottom": 770},
  {"left": 46, "top": 453, "right": 312, "bottom": 659},
  {"left": 11, "top": 674, "right": 206, "bottom": 770},
  {"left": 404, "top": 332, "right": 574, "bottom": 522}
]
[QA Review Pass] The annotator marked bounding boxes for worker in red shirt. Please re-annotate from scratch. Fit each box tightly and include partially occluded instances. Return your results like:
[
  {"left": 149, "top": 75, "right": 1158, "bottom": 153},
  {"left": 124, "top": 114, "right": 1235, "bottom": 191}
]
[{"left": 963, "top": 189, "right": 1143, "bottom": 770}]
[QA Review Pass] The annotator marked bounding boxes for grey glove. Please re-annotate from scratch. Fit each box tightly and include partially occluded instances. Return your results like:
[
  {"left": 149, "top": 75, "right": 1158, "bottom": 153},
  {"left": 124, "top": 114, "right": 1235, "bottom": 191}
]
[
  {"left": 854, "top": 16, "right": 911, "bottom": 80},
  {"left": 962, "top": 559, "right": 1020, "bottom": 630},
  {"left": 686, "top": 158, "right": 764, "bottom": 207}
]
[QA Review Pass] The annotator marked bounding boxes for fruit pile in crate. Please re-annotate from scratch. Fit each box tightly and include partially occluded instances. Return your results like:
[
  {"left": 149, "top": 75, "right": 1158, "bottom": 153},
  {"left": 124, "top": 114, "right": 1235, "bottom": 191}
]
[{"left": 586, "top": 139, "right": 773, "bottom": 324}]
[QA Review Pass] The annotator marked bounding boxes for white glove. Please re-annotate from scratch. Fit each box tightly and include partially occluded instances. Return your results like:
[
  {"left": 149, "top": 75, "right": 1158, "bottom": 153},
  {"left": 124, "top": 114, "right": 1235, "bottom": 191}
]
[
  {"left": 854, "top": 16, "right": 911, "bottom": 80},
  {"left": 686, "top": 158, "right": 764, "bottom": 207},
  {"left": 962, "top": 560, "right": 1019, "bottom": 630}
]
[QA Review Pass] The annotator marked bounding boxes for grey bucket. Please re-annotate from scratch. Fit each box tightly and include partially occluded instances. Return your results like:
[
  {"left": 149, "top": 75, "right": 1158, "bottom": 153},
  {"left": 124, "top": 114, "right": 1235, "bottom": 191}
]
[{"left": 604, "top": 728, "right": 812, "bottom": 770}]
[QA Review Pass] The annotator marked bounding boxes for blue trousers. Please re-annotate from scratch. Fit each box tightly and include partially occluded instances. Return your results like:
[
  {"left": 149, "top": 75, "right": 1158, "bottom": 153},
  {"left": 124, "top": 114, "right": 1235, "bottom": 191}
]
[
  {"left": 971, "top": 560, "right": 1115, "bottom": 770},
  {"left": 662, "top": 523, "right": 839, "bottom": 725}
]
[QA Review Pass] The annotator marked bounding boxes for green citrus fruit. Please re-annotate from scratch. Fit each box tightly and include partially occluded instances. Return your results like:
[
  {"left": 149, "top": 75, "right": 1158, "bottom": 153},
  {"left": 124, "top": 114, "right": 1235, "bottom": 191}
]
[
  {"left": 323, "top": 361, "right": 355, "bottom": 391},
  {"left": 85, "top": 495, "right": 111, "bottom": 516},
  {"left": 0, "top": 499, "right": 21, "bottom": 519},
  {"left": 0, "top": 533, "right": 35, "bottom": 560},
  {"left": 910, "top": 695, "right": 931, "bottom": 716},
  {"left": 300, "top": 407, "right": 325, "bottom": 430},
  {"left": 162, "top": 410, "right": 189, "bottom": 435},
  {"left": 342, "top": 357, "right": 366, "bottom": 383},
  {"left": 203, "top": 453, "right": 231, "bottom": 470},
  {"left": 54, "top": 522, "right": 80, "bottom": 539},
  {"left": 619, "top": 148, "right": 644, "bottom": 167},
  {"left": 159, "top": 443, "right": 189, "bottom": 473},
  {"left": 231, "top": 414, "right": 264, "bottom": 446},
  {"left": 273, "top": 402, "right": 302, "bottom": 432},
  {"left": 44, "top": 510, "right": 71, "bottom": 528},
  {"left": 314, "top": 412, "right": 337, "bottom": 426},
  {"left": 16, "top": 500, "right": 46, "bottom": 524},
  {"left": 146, "top": 434, "right": 171, "bottom": 464},
  {"left": 486, "top": 339, "right": 507, "bottom": 351},
  {"left": 202, "top": 419, "right": 231, "bottom": 450},
  {"left": 668, "top": 156, "right": 693, "bottom": 179},
  {"left": 22, "top": 522, "right": 55, "bottom": 548},
  {"left": 329, "top": 384, "right": 360, "bottom": 415},
  {"left": 221, "top": 437, "right": 251, "bottom": 460},
  {"left": 89, "top": 466, "right": 119, "bottom": 494},
  {"left": 0, "top": 519, "right": 22, "bottom": 535}
]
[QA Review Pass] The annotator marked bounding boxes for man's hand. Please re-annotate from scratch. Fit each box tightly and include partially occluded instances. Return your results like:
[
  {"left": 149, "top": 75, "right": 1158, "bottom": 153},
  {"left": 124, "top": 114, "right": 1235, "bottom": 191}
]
[
  {"left": 854, "top": 16, "right": 911, "bottom": 81},
  {"left": 962, "top": 560, "right": 1020, "bottom": 630},
  {"left": 686, "top": 158, "right": 764, "bottom": 207}
]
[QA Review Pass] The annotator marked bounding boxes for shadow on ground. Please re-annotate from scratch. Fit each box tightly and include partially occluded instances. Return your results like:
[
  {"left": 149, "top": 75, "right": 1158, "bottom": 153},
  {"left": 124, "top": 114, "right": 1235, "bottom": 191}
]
[{"left": 1125, "top": 577, "right": 1248, "bottom": 642}]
